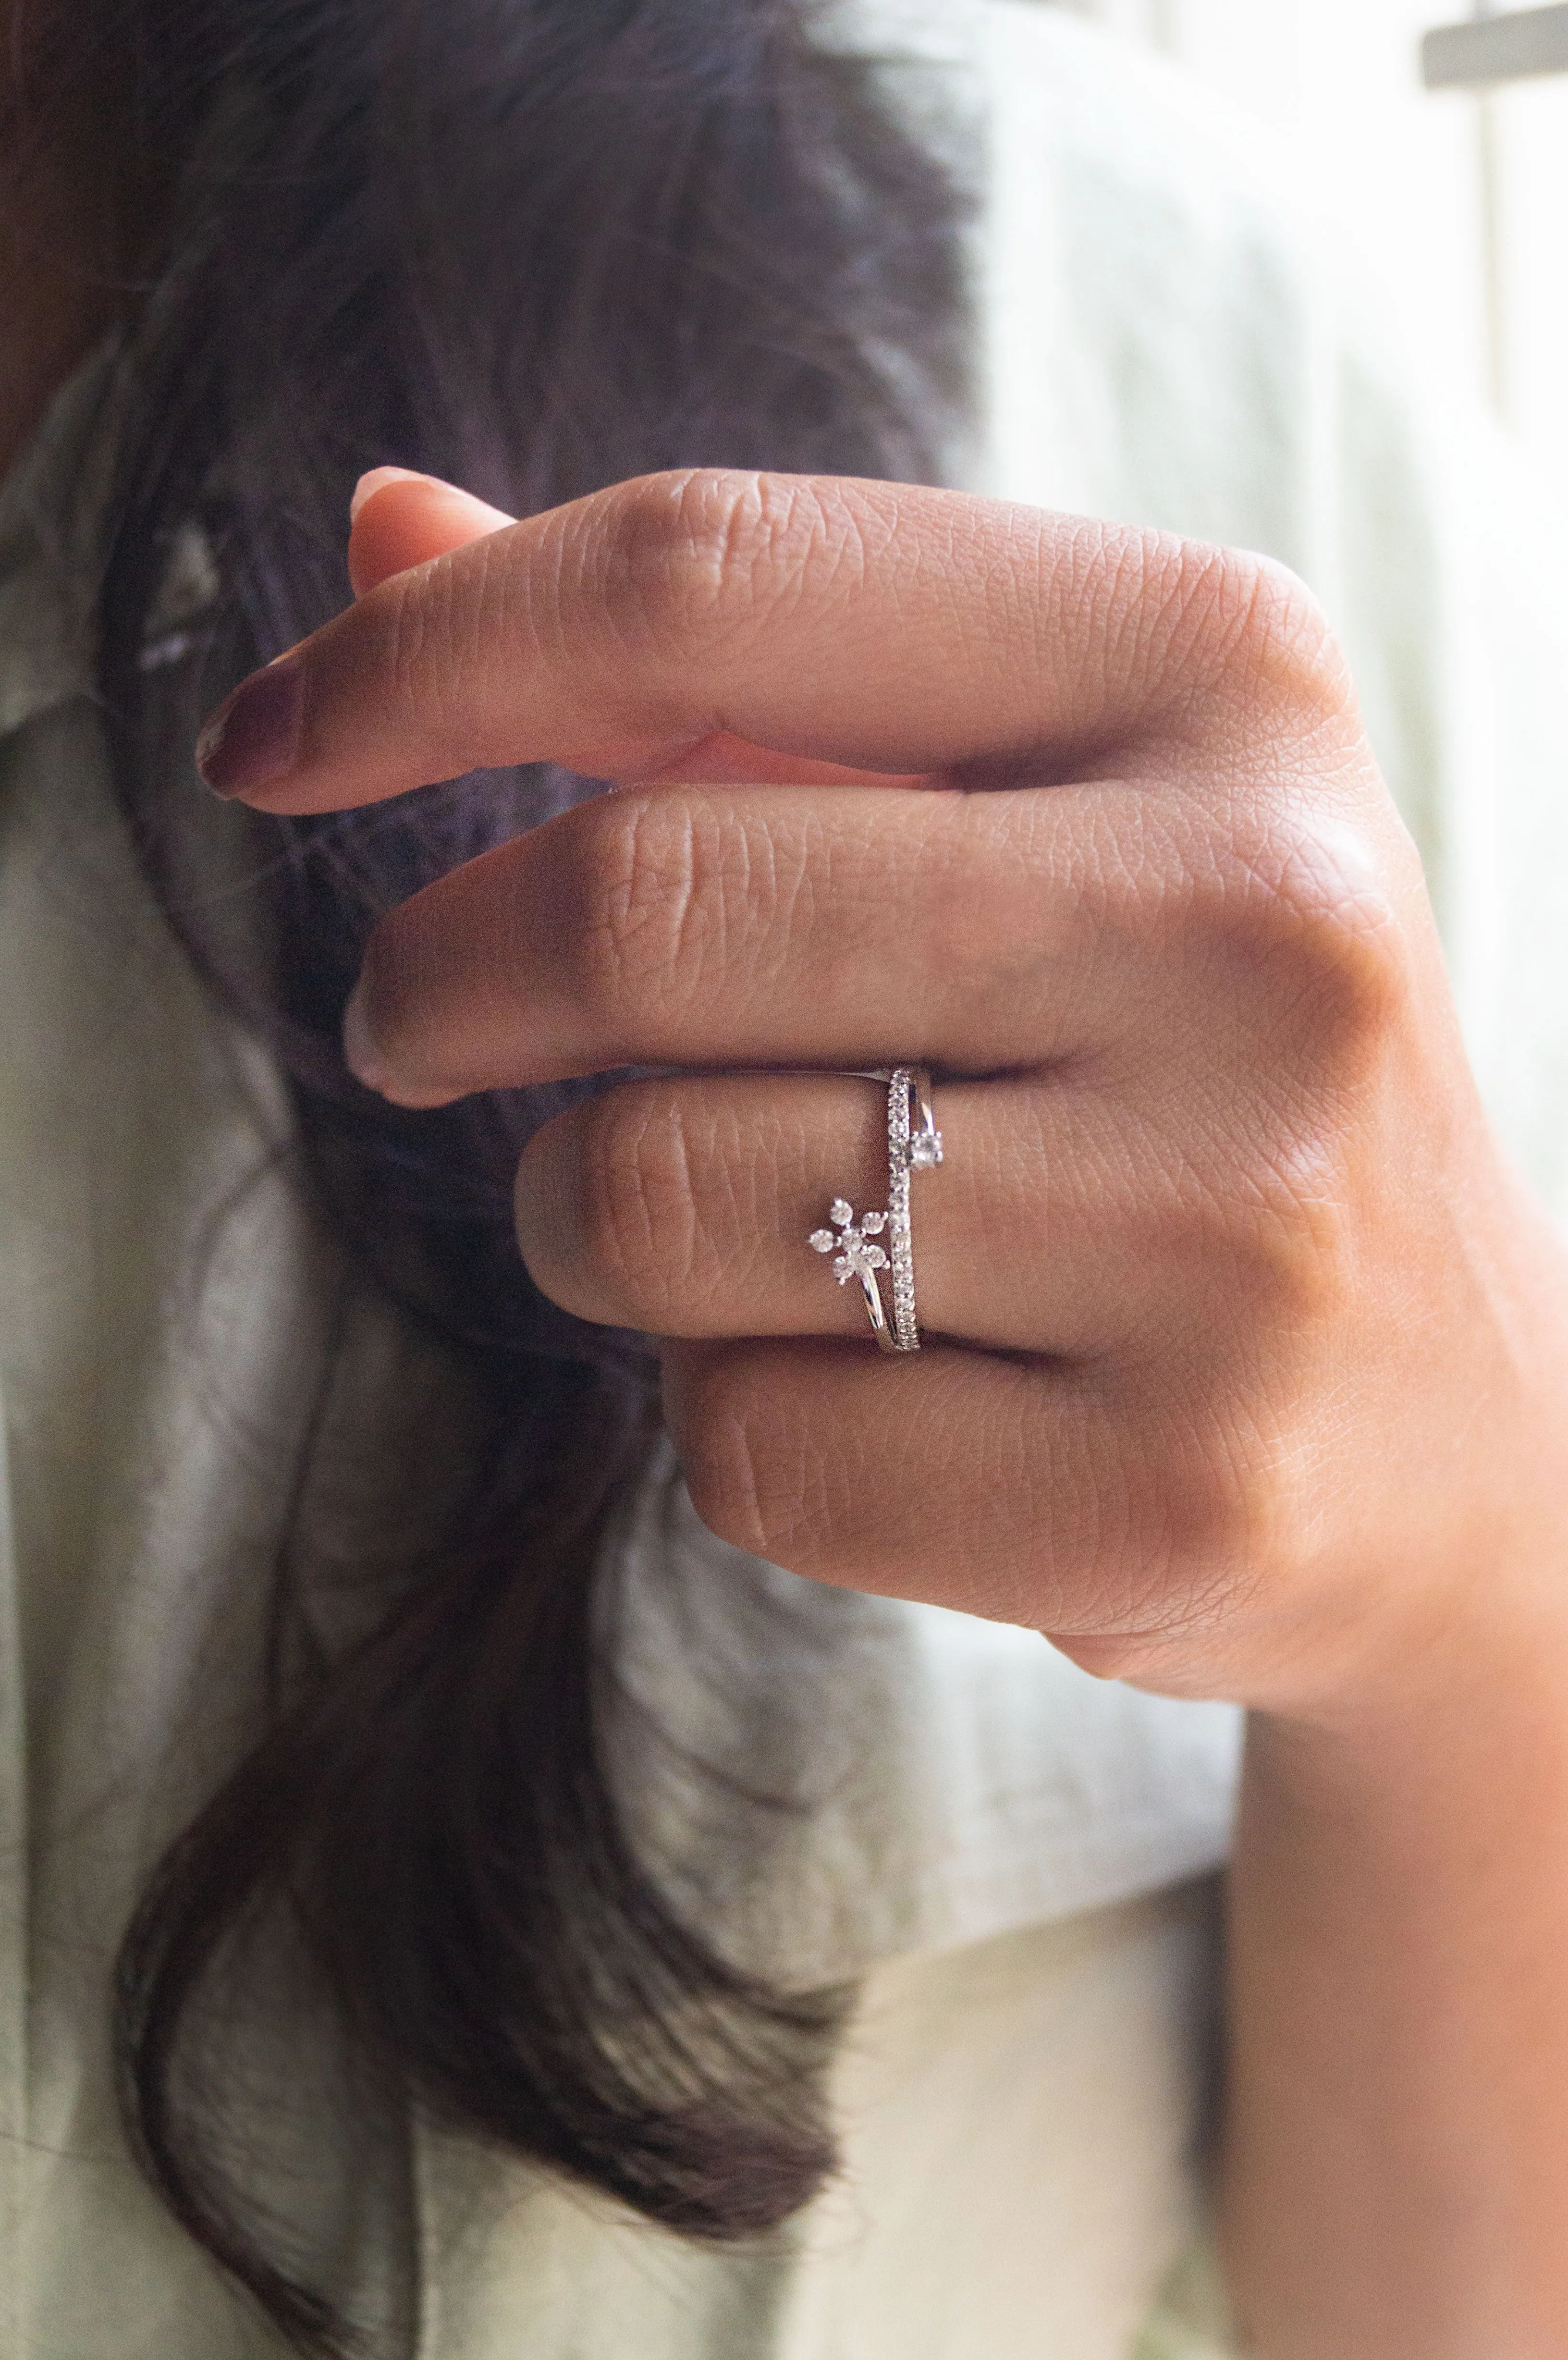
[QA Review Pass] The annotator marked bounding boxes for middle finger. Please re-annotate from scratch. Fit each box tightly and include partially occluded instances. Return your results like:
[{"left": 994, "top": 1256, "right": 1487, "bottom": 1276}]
[{"left": 343, "top": 778, "right": 1222, "bottom": 1106}]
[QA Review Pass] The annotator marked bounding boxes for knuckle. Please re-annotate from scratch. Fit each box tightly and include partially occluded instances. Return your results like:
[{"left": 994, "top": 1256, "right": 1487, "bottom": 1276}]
[
  {"left": 1201, "top": 547, "right": 1350, "bottom": 720},
  {"left": 672, "top": 1353, "right": 860, "bottom": 1573},
  {"left": 593, "top": 467, "right": 837, "bottom": 657},
  {"left": 570, "top": 1087, "right": 703, "bottom": 1317},
  {"left": 1140, "top": 816, "right": 1409, "bottom": 1349},
  {"left": 1125, "top": 539, "right": 1358, "bottom": 766},
  {"left": 558, "top": 789, "right": 789, "bottom": 1048},
  {"left": 1259, "top": 835, "right": 1410, "bottom": 1090},
  {"left": 1127, "top": 1146, "right": 1355, "bottom": 1352},
  {"left": 1224, "top": 1173, "right": 1357, "bottom": 1339},
  {"left": 555, "top": 792, "right": 703, "bottom": 1045},
  {"left": 1185, "top": 810, "right": 1410, "bottom": 1065},
  {"left": 379, "top": 549, "right": 464, "bottom": 725}
]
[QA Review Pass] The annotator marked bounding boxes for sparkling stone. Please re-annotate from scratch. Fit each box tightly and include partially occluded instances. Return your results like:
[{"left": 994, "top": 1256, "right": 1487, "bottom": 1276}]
[
  {"left": 830, "top": 1196, "right": 854, "bottom": 1228},
  {"left": 809, "top": 1230, "right": 837, "bottom": 1254},
  {"left": 861, "top": 1210, "right": 887, "bottom": 1234},
  {"left": 909, "top": 1130, "right": 943, "bottom": 1170}
]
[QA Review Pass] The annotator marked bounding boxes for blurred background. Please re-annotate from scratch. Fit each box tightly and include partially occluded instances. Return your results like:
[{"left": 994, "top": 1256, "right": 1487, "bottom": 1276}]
[{"left": 1049, "top": 0, "right": 1568, "bottom": 483}]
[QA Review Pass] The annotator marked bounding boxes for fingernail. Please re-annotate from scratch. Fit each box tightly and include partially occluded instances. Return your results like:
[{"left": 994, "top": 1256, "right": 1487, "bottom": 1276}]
[
  {"left": 350, "top": 466, "right": 429, "bottom": 521},
  {"left": 342, "top": 983, "right": 389, "bottom": 1091},
  {"left": 196, "top": 656, "right": 305, "bottom": 799}
]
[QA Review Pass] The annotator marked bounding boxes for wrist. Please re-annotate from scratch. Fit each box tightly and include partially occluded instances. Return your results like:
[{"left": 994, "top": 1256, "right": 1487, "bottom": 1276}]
[
  {"left": 1246, "top": 1549, "right": 1568, "bottom": 1815},
  {"left": 1257, "top": 1174, "right": 1568, "bottom": 1739}
]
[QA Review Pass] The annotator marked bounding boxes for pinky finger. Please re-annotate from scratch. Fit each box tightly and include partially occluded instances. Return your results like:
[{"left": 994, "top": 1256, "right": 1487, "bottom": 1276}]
[{"left": 659, "top": 1335, "right": 1243, "bottom": 1672}]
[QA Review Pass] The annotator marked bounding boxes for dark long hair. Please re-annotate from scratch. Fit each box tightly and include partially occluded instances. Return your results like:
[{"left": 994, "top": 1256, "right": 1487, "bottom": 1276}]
[{"left": 19, "top": 3, "right": 968, "bottom": 2350}]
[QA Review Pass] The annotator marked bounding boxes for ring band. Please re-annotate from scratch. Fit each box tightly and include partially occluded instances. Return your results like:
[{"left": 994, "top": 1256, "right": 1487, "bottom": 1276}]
[
  {"left": 808, "top": 1067, "right": 942, "bottom": 1353},
  {"left": 886, "top": 1066, "right": 942, "bottom": 1352},
  {"left": 807, "top": 1195, "right": 895, "bottom": 1348}
]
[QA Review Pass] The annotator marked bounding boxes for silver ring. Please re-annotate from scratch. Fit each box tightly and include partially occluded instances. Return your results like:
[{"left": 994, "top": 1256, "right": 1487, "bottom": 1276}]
[
  {"left": 808, "top": 1067, "right": 942, "bottom": 1353},
  {"left": 886, "top": 1065, "right": 942, "bottom": 1351},
  {"left": 807, "top": 1196, "right": 895, "bottom": 1349}
]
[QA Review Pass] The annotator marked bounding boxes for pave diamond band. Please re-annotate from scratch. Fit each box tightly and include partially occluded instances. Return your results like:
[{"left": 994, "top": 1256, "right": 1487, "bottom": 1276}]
[
  {"left": 807, "top": 1068, "right": 941, "bottom": 1353},
  {"left": 886, "top": 1066, "right": 941, "bottom": 1351}
]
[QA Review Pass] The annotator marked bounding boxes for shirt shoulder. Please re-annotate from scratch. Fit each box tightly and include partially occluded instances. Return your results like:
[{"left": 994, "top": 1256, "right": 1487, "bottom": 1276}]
[{"left": 972, "top": 3, "right": 1369, "bottom": 546}]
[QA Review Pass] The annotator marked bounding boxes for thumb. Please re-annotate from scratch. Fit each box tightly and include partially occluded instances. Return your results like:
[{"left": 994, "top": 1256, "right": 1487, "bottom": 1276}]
[{"left": 347, "top": 467, "right": 516, "bottom": 598}]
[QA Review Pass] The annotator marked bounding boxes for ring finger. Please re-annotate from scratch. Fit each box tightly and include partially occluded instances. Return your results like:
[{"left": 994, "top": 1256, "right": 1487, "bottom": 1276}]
[{"left": 514, "top": 1068, "right": 1203, "bottom": 1358}]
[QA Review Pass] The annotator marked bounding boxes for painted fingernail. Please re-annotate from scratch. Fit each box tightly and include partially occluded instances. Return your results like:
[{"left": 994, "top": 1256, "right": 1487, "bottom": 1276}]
[
  {"left": 342, "top": 983, "right": 389, "bottom": 1092},
  {"left": 196, "top": 656, "right": 305, "bottom": 798}
]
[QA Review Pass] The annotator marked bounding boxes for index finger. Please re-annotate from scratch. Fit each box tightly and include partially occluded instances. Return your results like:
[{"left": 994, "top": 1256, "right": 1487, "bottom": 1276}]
[{"left": 195, "top": 469, "right": 1331, "bottom": 813}]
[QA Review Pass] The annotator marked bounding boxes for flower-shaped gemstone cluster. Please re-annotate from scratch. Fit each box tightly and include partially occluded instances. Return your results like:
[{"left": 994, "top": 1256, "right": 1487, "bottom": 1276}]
[{"left": 808, "top": 1198, "right": 889, "bottom": 1285}]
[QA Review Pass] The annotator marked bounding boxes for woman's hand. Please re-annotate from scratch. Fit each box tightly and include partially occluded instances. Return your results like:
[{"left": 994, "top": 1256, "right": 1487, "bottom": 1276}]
[
  {"left": 203, "top": 464, "right": 1568, "bottom": 2353},
  {"left": 198, "top": 466, "right": 1568, "bottom": 1727}
]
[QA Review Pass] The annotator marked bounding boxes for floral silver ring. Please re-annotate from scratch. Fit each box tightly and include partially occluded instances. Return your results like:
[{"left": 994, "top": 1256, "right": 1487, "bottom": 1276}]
[{"left": 808, "top": 1067, "right": 943, "bottom": 1354}]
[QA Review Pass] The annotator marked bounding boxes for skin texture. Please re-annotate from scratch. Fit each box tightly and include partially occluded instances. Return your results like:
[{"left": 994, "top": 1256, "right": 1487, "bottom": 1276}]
[{"left": 198, "top": 464, "right": 1568, "bottom": 2357}]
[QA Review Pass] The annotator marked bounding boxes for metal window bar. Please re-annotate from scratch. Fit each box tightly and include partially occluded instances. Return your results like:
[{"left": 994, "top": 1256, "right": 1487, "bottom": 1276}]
[{"left": 1423, "top": 4, "right": 1568, "bottom": 88}]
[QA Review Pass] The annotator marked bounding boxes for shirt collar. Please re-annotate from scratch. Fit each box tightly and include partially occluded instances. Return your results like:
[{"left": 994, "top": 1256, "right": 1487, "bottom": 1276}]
[
  {"left": 0, "top": 344, "right": 120, "bottom": 744},
  {"left": 815, "top": 0, "right": 979, "bottom": 60}
]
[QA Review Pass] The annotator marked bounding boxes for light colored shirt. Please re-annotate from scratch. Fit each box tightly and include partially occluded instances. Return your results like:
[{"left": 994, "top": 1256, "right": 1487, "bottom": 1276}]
[{"left": 8, "top": 3, "right": 1568, "bottom": 2351}]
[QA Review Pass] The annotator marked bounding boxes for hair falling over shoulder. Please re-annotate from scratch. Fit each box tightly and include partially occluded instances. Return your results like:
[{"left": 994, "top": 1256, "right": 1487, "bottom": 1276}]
[{"left": 15, "top": 1, "right": 970, "bottom": 2349}]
